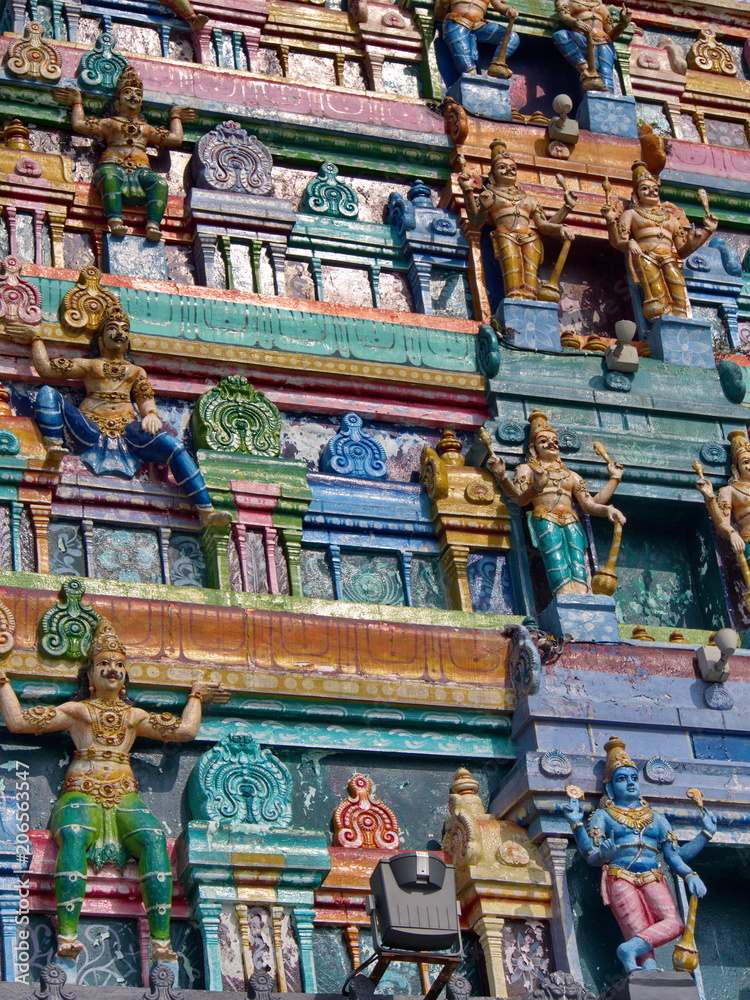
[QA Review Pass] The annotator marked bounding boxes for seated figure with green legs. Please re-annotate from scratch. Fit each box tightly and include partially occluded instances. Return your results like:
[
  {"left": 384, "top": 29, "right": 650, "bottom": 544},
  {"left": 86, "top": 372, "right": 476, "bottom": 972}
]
[
  {"left": 486, "top": 408, "right": 625, "bottom": 595},
  {"left": 53, "top": 65, "right": 196, "bottom": 242},
  {"left": 0, "top": 619, "right": 228, "bottom": 961},
  {"left": 561, "top": 736, "right": 716, "bottom": 973}
]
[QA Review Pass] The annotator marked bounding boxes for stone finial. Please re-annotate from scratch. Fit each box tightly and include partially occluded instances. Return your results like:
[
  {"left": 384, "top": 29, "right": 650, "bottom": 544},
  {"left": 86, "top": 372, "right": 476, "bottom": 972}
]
[
  {"left": 142, "top": 964, "right": 184, "bottom": 1000},
  {"left": 302, "top": 163, "right": 359, "bottom": 219},
  {"left": 60, "top": 266, "right": 121, "bottom": 336},
  {"left": 333, "top": 774, "right": 400, "bottom": 849},
  {"left": 6, "top": 22, "right": 62, "bottom": 81},
  {"left": 687, "top": 28, "right": 737, "bottom": 76},
  {"left": 247, "top": 972, "right": 276, "bottom": 1000},
  {"left": 3, "top": 120, "right": 31, "bottom": 150},
  {"left": 32, "top": 965, "right": 76, "bottom": 1000},
  {"left": 436, "top": 428, "right": 464, "bottom": 466},
  {"left": 77, "top": 33, "right": 127, "bottom": 92},
  {"left": 0, "top": 257, "right": 42, "bottom": 326},
  {"left": 192, "top": 376, "right": 281, "bottom": 456},
  {"left": 38, "top": 580, "right": 101, "bottom": 661},
  {"left": 189, "top": 734, "right": 293, "bottom": 826},
  {"left": 320, "top": 413, "right": 387, "bottom": 479},
  {"left": 193, "top": 121, "right": 274, "bottom": 196}
]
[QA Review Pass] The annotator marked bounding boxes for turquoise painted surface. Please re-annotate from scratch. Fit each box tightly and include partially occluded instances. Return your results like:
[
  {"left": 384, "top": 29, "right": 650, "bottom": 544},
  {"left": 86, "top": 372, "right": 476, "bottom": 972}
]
[{"left": 33, "top": 276, "right": 477, "bottom": 374}]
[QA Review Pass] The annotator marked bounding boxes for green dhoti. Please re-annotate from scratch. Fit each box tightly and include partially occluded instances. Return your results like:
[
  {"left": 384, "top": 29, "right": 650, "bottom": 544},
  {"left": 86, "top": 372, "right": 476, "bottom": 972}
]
[
  {"left": 93, "top": 163, "right": 169, "bottom": 227},
  {"left": 527, "top": 515, "right": 588, "bottom": 593},
  {"left": 49, "top": 790, "right": 172, "bottom": 941}
]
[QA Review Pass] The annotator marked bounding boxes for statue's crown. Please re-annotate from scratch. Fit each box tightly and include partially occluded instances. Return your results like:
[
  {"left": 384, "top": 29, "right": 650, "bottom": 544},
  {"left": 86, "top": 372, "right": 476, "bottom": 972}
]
[
  {"left": 632, "top": 159, "right": 658, "bottom": 189},
  {"left": 88, "top": 618, "right": 126, "bottom": 661},
  {"left": 528, "top": 408, "right": 552, "bottom": 443},
  {"left": 101, "top": 301, "right": 130, "bottom": 330},
  {"left": 115, "top": 64, "right": 143, "bottom": 97},
  {"left": 604, "top": 735, "right": 636, "bottom": 781},
  {"left": 490, "top": 138, "right": 514, "bottom": 164},
  {"left": 729, "top": 429, "right": 750, "bottom": 467}
]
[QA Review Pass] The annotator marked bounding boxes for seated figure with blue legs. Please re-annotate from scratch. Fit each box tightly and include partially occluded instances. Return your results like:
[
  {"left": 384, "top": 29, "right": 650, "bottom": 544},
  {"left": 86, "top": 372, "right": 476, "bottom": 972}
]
[
  {"left": 552, "top": 0, "right": 631, "bottom": 93},
  {"left": 438, "top": 0, "right": 520, "bottom": 80},
  {"left": 561, "top": 736, "right": 716, "bottom": 974},
  {"left": 2, "top": 305, "right": 232, "bottom": 527},
  {"left": 53, "top": 65, "right": 196, "bottom": 243}
]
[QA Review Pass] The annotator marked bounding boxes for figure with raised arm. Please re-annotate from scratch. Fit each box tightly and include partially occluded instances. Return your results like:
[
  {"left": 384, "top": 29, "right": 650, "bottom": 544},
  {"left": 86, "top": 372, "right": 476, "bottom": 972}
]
[
  {"left": 1, "top": 304, "right": 232, "bottom": 527},
  {"left": 552, "top": 0, "right": 632, "bottom": 94},
  {"left": 485, "top": 409, "right": 625, "bottom": 595},
  {"left": 560, "top": 736, "right": 716, "bottom": 973},
  {"left": 53, "top": 65, "right": 196, "bottom": 242},
  {"left": 0, "top": 619, "right": 229, "bottom": 960},
  {"left": 438, "top": 0, "right": 520, "bottom": 79}
]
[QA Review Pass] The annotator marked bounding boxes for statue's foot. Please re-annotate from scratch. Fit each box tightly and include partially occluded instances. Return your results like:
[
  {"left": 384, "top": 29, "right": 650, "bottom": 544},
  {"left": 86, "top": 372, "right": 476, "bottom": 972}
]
[
  {"left": 151, "top": 938, "right": 178, "bottom": 962},
  {"left": 617, "top": 937, "right": 651, "bottom": 974},
  {"left": 109, "top": 218, "right": 127, "bottom": 238},
  {"left": 487, "top": 60, "right": 512, "bottom": 79},
  {"left": 189, "top": 13, "right": 208, "bottom": 29},
  {"left": 580, "top": 71, "right": 606, "bottom": 92},
  {"left": 640, "top": 959, "right": 659, "bottom": 971},
  {"left": 42, "top": 437, "right": 69, "bottom": 465},
  {"left": 57, "top": 936, "right": 84, "bottom": 959},
  {"left": 145, "top": 223, "right": 162, "bottom": 243},
  {"left": 198, "top": 507, "right": 233, "bottom": 528}
]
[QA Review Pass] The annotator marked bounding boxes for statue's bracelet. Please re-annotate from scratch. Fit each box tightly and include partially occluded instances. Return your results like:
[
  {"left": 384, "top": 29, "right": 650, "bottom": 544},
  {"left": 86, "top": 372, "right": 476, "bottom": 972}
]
[
  {"left": 702, "top": 828, "right": 715, "bottom": 840},
  {"left": 0, "top": 675, "right": 7, "bottom": 687},
  {"left": 571, "top": 821, "right": 584, "bottom": 831},
  {"left": 188, "top": 691, "right": 204, "bottom": 702}
]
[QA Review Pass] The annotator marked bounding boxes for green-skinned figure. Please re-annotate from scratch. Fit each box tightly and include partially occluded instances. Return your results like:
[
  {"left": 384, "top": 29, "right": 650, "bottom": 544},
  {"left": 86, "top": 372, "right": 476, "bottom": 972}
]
[
  {"left": 486, "top": 409, "right": 625, "bottom": 594},
  {"left": 53, "top": 65, "right": 196, "bottom": 242},
  {"left": 0, "top": 619, "right": 228, "bottom": 961}
]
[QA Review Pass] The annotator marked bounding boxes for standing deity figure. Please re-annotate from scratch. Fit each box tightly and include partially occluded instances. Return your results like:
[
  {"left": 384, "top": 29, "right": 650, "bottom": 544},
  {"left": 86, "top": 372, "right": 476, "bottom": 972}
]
[
  {"left": 695, "top": 430, "right": 750, "bottom": 608},
  {"left": 53, "top": 65, "right": 197, "bottom": 242},
  {"left": 552, "top": 0, "right": 632, "bottom": 93},
  {"left": 486, "top": 410, "right": 625, "bottom": 595},
  {"left": 159, "top": 0, "right": 208, "bottom": 30},
  {"left": 1, "top": 305, "right": 232, "bottom": 527},
  {"left": 602, "top": 161, "right": 717, "bottom": 323},
  {"left": 437, "top": 0, "right": 520, "bottom": 79},
  {"left": 0, "top": 619, "right": 229, "bottom": 960},
  {"left": 561, "top": 736, "right": 716, "bottom": 973},
  {"left": 458, "top": 141, "right": 578, "bottom": 303}
]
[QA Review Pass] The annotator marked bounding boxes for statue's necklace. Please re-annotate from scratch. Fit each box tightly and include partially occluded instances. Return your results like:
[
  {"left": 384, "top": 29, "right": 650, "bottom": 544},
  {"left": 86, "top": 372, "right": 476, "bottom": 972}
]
[
  {"left": 635, "top": 205, "right": 671, "bottom": 225},
  {"left": 102, "top": 361, "right": 129, "bottom": 381},
  {"left": 495, "top": 185, "right": 525, "bottom": 204},
  {"left": 88, "top": 699, "right": 129, "bottom": 747},
  {"left": 604, "top": 798, "right": 654, "bottom": 832}
]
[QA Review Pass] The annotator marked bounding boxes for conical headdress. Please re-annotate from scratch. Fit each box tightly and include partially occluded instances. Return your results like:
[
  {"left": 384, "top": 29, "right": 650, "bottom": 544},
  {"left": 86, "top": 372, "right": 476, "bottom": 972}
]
[
  {"left": 632, "top": 159, "right": 658, "bottom": 191},
  {"left": 604, "top": 735, "right": 636, "bottom": 781},
  {"left": 115, "top": 64, "right": 143, "bottom": 97},
  {"left": 729, "top": 429, "right": 750, "bottom": 469},
  {"left": 490, "top": 138, "right": 515, "bottom": 166},
  {"left": 528, "top": 409, "right": 553, "bottom": 444},
  {"left": 100, "top": 301, "right": 130, "bottom": 331},
  {"left": 88, "top": 618, "right": 126, "bottom": 661}
]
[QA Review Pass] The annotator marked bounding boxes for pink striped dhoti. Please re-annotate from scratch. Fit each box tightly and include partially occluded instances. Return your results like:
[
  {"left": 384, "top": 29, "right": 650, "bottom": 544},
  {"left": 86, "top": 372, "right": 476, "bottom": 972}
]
[{"left": 602, "top": 868, "right": 684, "bottom": 965}]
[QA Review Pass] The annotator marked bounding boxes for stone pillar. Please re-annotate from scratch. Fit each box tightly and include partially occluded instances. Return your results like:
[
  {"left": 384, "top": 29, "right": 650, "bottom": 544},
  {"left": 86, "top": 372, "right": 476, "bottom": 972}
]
[
  {"left": 194, "top": 898, "right": 224, "bottom": 990},
  {"left": 293, "top": 906, "right": 318, "bottom": 991},
  {"left": 202, "top": 524, "right": 232, "bottom": 591},
  {"left": 474, "top": 914, "right": 508, "bottom": 997},
  {"left": 539, "top": 837, "right": 583, "bottom": 982}
]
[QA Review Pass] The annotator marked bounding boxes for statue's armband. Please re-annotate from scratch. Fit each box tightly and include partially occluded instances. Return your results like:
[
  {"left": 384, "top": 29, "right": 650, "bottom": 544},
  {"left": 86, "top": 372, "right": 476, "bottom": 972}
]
[
  {"left": 22, "top": 705, "right": 59, "bottom": 734},
  {"left": 132, "top": 375, "right": 155, "bottom": 402},
  {"left": 49, "top": 357, "right": 76, "bottom": 376},
  {"left": 146, "top": 712, "right": 182, "bottom": 739}
]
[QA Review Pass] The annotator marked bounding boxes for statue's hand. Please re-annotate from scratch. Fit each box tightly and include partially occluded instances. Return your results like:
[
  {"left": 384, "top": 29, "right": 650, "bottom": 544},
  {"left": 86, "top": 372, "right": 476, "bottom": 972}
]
[
  {"left": 530, "top": 463, "right": 549, "bottom": 491},
  {"left": 564, "top": 189, "right": 579, "bottom": 212},
  {"left": 619, "top": 6, "right": 632, "bottom": 25},
  {"left": 703, "top": 214, "right": 719, "bottom": 235},
  {"left": 171, "top": 106, "right": 197, "bottom": 123},
  {"left": 560, "top": 798, "right": 584, "bottom": 825},
  {"left": 53, "top": 85, "right": 83, "bottom": 107},
  {"left": 607, "top": 506, "right": 626, "bottom": 525},
  {"left": 695, "top": 477, "right": 714, "bottom": 499},
  {"left": 686, "top": 873, "right": 707, "bottom": 898},
  {"left": 504, "top": 4, "right": 519, "bottom": 18},
  {"left": 486, "top": 455, "right": 506, "bottom": 481},
  {"left": 190, "top": 681, "right": 231, "bottom": 704},
  {"left": 560, "top": 226, "right": 576, "bottom": 242},
  {"left": 729, "top": 529, "right": 746, "bottom": 555},
  {"left": 598, "top": 838, "right": 618, "bottom": 862},
  {"left": 458, "top": 171, "right": 474, "bottom": 191},
  {"left": 2, "top": 320, "right": 39, "bottom": 344},
  {"left": 627, "top": 239, "right": 644, "bottom": 258},
  {"left": 701, "top": 810, "right": 718, "bottom": 838},
  {"left": 141, "top": 413, "right": 162, "bottom": 435},
  {"left": 601, "top": 204, "right": 619, "bottom": 225},
  {"left": 607, "top": 461, "right": 624, "bottom": 482}
]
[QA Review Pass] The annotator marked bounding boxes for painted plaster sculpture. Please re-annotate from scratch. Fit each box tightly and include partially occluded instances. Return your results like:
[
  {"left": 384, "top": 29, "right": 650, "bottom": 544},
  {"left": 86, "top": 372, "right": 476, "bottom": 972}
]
[
  {"left": 561, "top": 737, "right": 716, "bottom": 973},
  {"left": 695, "top": 431, "right": 750, "bottom": 610},
  {"left": 602, "top": 161, "right": 718, "bottom": 322},
  {"left": 552, "top": 0, "right": 632, "bottom": 93},
  {"left": 436, "top": 0, "right": 520, "bottom": 79},
  {"left": 53, "top": 65, "right": 196, "bottom": 242},
  {"left": 458, "top": 142, "right": 577, "bottom": 303},
  {"left": 159, "top": 0, "right": 209, "bottom": 30},
  {"left": 1, "top": 304, "right": 232, "bottom": 527},
  {"left": 0, "top": 618, "right": 228, "bottom": 960},
  {"left": 483, "top": 410, "right": 625, "bottom": 596}
]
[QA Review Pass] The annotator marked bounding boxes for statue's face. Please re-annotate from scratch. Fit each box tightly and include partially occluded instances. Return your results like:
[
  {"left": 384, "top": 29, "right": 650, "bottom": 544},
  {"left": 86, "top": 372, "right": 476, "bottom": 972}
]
[
  {"left": 88, "top": 650, "right": 127, "bottom": 697},
  {"left": 492, "top": 158, "right": 517, "bottom": 184},
  {"left": 636, "top": 177, "right": 660, "bottom": 206},
  {"left": 737, "top": 452, "right": 750, "bottom": 481},
  {"left": 116, "top": 85, "right": 143, "bottom": 116},
  {"left": 100, "top": 320, "right": 130, "bottom": 354},
  {"left": 534, "top": 430, "right": 560, "bottom": 461},
  {"left": 609, "top": 765, "right": 641, "bottom": 806}
]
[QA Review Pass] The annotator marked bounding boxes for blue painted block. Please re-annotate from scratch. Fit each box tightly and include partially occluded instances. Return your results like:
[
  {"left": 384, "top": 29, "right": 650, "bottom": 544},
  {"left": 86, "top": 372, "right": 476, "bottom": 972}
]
[
  {"left": 575, "top": 92, "right": 639, "bottom": 139},
  {"left": 102, "top": 233, "right": 170, "bottom": 281},
  {"left": 648, "top": 315, "right": 715, "bottom": 368},
  {"left": 496, "top": 299, "right": 560, "bottom": 351},
  {"left": 446, "top": 73, "right": 511, "bottom": 121},
  {"left": 539, "top": 593, "right": 620, "bottom": 642}
]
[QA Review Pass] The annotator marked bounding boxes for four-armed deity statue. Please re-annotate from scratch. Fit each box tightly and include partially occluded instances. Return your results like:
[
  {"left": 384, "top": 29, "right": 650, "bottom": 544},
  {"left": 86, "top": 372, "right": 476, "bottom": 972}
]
[
  {"left": 603, "top": 160, "right": 718, "bottom": 322},
  {"left": 53, "top": 65, "right": 196, "bottom": 242},
  {"left": 561, "top": 736, "right": 716, "bottom": 973},
  {"left": 552, "top": 0, "right": 632, "bottom": 93},
  {"left": 485, "top": 409, "right": 625, "bottom": 595},
  {"left": 437, "top": 0, "right": 520, "bottom": 79},
  {"left": 1, "top": 303, "right": 232, "bottom": 527},
  {"left": 0, "top": 619, "right": 229, "bottom": 960},
  {"left": 459, "top": 141, "right": 577, "bottom": 304}
]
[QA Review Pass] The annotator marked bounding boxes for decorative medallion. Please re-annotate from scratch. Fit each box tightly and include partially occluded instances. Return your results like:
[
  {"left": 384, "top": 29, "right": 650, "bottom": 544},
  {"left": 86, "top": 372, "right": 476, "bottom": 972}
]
[
  {"left": 699, "top": 442, "right": 728, "bottom": 466},
  {"left": 192, "top": 121, "right": 274, "bottom": 195},
  {"left": 38, "top": 580, "right": 101, "bottom": 661},
  {"left": 302, "top": 163, "right": 359, "bottom": 219},
  {"left": 687, "top": 28, "right": 737, "bottom": 76},
  {"left": 497, "top": 840, "right": 530, "bottom": 866},
  {"left": 539, "top": 749, "right": 572, "bottom": 778},
  {"left": 643, "top": 756, "right": 675, "bottom": 785},
  {"left": 60, "top": 266, "right": 121, "bottom": 337},
  {"left": 6, "top": 22, "right": 62, "bottom": 82},
  {"left": 704, "top": 682, "right": 733, "bottom": 711},
  {"left": 333, "top": 773, "right": 400, "bottom": 849},
  {"left": 320, "top": 413, "right": 387, "bottom": 479},
  {"left": 557, "top": 429, "right": 581, "bottom": 452},
  {"left": 0, "top": 256, "right": 42, "bottom": 325},
  {"left": 77, "top": 32, "right": 127, "bottom": 92},
  {"left": 504, "top": 624, "right": 542, "bottom": 698},
  {"left": 192, "top": 376, "right": 281, "bottom": 456},
  {"left": 496, "top": 420, "right": 525, "bottom": 444},
  {"left": 476, "top": 324, "right": 501, "bottom": 378}
]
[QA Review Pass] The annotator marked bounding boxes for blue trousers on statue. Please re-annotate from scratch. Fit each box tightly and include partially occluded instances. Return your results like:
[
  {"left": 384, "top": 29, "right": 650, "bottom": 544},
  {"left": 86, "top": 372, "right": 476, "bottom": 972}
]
[
  {"left": 36, "top": 386, "right": 214, "bottom": 509},
  {"left": 552, "top": 30, "right": 616, "bottom": 93},
  {"left": 443, "top": 19, "right": 520, "bottom": 75}
]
